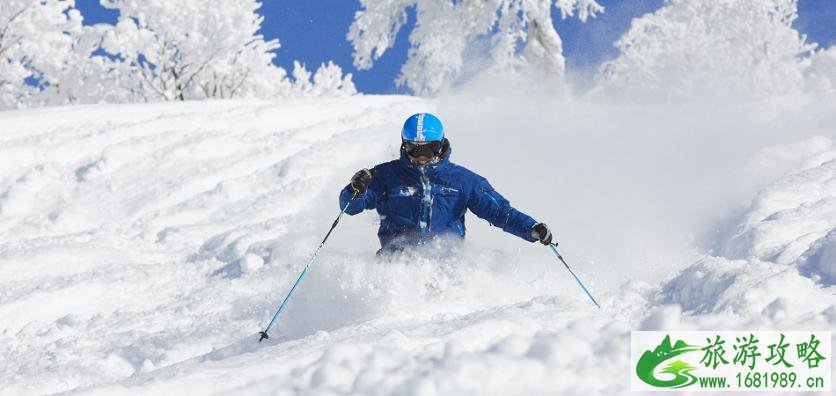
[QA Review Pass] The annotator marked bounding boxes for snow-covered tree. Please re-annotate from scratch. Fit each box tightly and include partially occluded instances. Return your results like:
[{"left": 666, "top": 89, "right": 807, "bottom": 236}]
[
  {"left": 593, "top": 0, "right": 815, "bottom": 99},
  {"left": 98, "top": 0, "right": 356, "bottom": 102},
  {"left": 348, "top": 0, "right": 603, "bottom": 96},
  {"left": 287, "top": 61, "right": 357, "bottom": 98},
  {"left": 0, "top": 0, "right": 84, "bottom": 109},
  {"left": 99, "top": 0, "right": 282, "bottom": 101},
  {"left": 36, "top": 23, "right": 135, "bottom": 106}
]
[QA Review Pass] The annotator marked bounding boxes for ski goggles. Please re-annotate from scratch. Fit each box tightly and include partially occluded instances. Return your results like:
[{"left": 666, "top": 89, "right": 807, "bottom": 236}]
[{"left": 403, "top": 140, "right": 443, "bottom": 158}]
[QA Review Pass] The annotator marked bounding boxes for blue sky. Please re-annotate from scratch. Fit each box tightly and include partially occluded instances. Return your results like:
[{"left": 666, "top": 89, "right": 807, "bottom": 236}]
[{"left": 75, "top": 0, "right": 836, "bottom": 94}]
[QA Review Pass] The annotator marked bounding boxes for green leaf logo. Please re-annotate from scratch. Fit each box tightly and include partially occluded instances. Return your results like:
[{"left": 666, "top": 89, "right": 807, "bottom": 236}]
[{"left": 636, "top": 335, "right": 701, "bottom": 388}]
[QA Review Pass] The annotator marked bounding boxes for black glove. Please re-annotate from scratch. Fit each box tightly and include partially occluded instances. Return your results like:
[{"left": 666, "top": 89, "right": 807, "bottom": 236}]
[
  {"left": 530, "top": 222, "right": 553, "bottom": 245},
  {"left": 350, "top": 169, "right": 373, "bottom": 194}
]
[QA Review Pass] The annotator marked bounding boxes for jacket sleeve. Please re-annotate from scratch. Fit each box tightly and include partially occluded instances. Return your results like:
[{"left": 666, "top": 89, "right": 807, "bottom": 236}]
[
  {"left": 339, "top": 172, "right": 382, "bottom": 215},
  {"left": 466, "top": 176, "right": 538, "bottom": 242}
]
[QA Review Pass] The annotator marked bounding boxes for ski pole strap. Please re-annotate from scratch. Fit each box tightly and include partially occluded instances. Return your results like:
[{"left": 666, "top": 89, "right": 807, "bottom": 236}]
[{"left": 548, "top": 244, "right": 601, "bottom": 309}]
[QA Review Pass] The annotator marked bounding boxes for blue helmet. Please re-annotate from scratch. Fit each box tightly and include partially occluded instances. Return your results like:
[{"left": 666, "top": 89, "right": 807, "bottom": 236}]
[{"left": 401, "top": 113, "right": 444, "bottom": 142}]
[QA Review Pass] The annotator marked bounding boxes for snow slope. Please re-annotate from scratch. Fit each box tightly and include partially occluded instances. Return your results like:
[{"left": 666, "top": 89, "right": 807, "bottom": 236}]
[{"left": 0, "top": 94, "right": 834, "bottom": 395}]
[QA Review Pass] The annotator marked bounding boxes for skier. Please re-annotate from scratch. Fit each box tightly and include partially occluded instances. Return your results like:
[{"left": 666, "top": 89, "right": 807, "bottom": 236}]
[{"left": 340, "top": 113, "right": 554, "bottom": 253}]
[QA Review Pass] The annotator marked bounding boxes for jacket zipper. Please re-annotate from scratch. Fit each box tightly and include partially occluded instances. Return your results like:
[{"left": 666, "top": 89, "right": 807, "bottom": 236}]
[{"left": 419, "top": 167, "right": 432, "bottom": 236}]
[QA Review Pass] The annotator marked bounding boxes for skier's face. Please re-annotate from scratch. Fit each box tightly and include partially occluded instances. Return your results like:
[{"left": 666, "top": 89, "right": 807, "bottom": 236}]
[{"left": 412, "top": 155, "right": 432, "bottom": 166}]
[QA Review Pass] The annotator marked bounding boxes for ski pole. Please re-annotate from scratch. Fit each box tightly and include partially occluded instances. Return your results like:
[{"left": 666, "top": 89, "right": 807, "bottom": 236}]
[
  {"left": 547, "top": 243, "right": 600, "bottom": 309},
  {"left": 259, "top": 190, "right": 360, "bottom": 342}
]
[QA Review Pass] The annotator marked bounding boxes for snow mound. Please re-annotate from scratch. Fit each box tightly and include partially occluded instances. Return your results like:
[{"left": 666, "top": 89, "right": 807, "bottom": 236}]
[
  {"left": 724, "top": 150, "right": 836, "bottom": 284},
  {"left": 660, "top": 256, "right": 836, "bottom": 319}
]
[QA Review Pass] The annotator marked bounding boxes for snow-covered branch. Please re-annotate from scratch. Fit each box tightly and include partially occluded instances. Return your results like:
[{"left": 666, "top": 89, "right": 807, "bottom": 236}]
[
  {"left": 592, "top": 0, "right": 815, "bottom": 99},
  {"left": 349, "top": 0, "right": 603, "bottom": 95},
  {"left": 0, "top": 0, "right": 82, "bottom": 109}
]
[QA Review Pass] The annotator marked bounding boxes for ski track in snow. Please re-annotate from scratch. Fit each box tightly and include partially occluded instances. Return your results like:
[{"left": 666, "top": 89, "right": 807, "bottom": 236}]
[{"left": 0, "top": 96, "right": 834, "bottom": 395}]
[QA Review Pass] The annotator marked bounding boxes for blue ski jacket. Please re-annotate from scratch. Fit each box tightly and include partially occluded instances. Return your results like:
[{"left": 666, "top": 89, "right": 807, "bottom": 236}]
[{"left": 339, "top": 146, "right": 539, "bottom": 251}]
